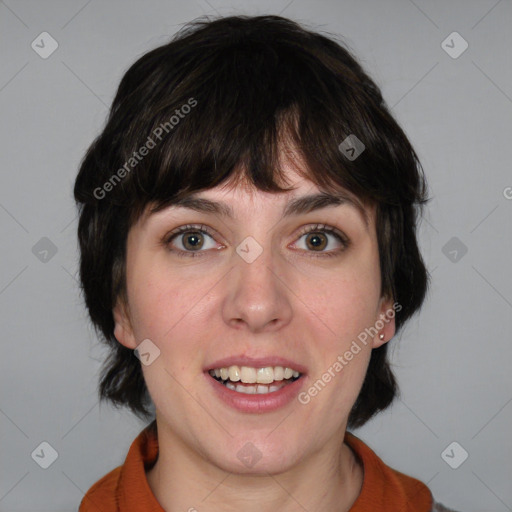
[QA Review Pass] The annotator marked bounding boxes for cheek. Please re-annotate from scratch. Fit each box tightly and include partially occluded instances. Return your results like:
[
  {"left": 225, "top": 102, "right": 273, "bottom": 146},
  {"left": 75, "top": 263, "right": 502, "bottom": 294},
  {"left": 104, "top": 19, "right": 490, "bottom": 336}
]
[
  {"left": 125, "top": 255, "right": 184, "bottom": 340},
  {"left": 311, "top": 280, "right": 376, "bottom": 388},
  {"left": 127, "top": 265, "right": 208, "bottom": 399},
  {"left": 302, "top": 276, "right": 379, "bottom": 415},
  {"left": 298, "top": 245, "right": 381, "bottom": 401},
  {"left": 126, "top": 257, "right": 218, "bottom": 358},
  {"left": 304, "top": 251, "right": 382, "bottom": 343}
]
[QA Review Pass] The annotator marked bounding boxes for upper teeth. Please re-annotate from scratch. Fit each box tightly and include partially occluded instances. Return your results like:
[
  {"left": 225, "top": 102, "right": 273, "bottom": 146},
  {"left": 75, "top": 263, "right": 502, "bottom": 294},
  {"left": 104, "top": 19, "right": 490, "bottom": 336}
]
[{"left": 209, "top": 366, "right": 300, "bottom": 384}]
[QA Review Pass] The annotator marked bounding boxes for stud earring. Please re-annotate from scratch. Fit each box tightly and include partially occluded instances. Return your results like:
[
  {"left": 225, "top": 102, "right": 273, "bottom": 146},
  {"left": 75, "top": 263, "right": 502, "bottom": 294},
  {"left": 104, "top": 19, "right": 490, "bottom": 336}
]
[{"left": 379, "top": 333, "right": 385, "bottom": 340}]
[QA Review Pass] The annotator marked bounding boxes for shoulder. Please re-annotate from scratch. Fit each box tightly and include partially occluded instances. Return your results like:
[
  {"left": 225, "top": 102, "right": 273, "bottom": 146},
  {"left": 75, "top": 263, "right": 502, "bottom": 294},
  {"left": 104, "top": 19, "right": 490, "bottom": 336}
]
[
  {"left": 344, "top": 432, "right": 461, "bottom": 511},
  {"left": 430, "top": 501, "right": 462, "bottom": 512},
  {"left": 79, "top": 466, "right": 122, "bottom": 511},
  {"left": 78, "top": 421, "right": 159, "bottom": 511}
]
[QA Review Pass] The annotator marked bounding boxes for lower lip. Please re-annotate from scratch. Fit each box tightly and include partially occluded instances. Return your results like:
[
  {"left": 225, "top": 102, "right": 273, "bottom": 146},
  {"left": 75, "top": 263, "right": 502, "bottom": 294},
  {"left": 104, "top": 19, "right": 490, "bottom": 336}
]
[{"left": 204, "top": 373, "right": 306, "bottom": 413}]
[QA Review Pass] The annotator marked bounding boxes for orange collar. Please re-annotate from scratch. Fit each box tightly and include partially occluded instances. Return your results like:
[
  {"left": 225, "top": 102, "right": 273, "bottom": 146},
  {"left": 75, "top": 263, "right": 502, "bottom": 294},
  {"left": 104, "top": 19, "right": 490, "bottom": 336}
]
[{"left": 80, "top": 422, "right": 432, "bottom": 511}]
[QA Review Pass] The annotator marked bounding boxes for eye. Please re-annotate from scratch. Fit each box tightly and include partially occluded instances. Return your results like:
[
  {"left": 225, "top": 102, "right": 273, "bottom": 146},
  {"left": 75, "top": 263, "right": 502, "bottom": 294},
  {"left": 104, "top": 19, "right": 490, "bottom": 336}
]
[
  {"left": 164, "top": 223, "right": 349, "bottom": 259},
  {"left": 164, "top": 224, "right": 222, "bottom": 257},
  {"left": 292, "top": 224, "right": 349, "bottom": 257}
]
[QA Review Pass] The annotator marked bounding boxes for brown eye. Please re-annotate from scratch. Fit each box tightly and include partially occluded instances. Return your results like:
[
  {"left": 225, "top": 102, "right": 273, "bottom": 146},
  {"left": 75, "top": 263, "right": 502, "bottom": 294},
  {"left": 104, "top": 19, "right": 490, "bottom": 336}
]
[
  {"left": 305, "top": 232, "right": 328, "bottom": 251},
  {"left": 164, "top": 224, "right": 220, "bottom": 257},
  {"left": 293, "top": 224, "right": 349, "bottom": 258},
  {"left": 181, "top": 231, "right": 205, "bottom": 250}
]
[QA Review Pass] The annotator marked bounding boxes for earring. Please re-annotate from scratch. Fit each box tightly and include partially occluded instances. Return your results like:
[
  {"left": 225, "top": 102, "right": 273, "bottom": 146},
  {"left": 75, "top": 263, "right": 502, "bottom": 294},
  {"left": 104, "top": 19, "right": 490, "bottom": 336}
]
[{"left": 379, "top": 333, "right": 385, "bottom": 340}]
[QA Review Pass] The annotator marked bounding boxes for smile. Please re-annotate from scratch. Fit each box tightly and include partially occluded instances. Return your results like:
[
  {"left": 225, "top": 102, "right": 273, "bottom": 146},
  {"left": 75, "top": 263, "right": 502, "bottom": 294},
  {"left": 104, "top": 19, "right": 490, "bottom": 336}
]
[{"left": 209, "top": 365, "right": 301, "bottom": 395}]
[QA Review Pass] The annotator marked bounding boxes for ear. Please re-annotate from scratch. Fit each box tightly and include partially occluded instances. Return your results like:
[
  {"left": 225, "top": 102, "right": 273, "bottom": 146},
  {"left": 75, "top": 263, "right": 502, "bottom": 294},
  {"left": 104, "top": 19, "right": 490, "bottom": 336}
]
[
  {"left": 113, "top": 298, "right": 137, "bottom": 350},
  {"left": 372, "top": 296, "right": 397, "bottom": 349}
]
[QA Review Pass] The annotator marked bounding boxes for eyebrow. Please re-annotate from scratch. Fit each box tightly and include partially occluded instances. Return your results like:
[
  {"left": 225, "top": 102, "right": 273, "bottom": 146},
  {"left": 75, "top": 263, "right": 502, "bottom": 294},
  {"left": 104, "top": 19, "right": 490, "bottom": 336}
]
[{"left": 168, "top": 191, "right": 369, "bottom": 227}]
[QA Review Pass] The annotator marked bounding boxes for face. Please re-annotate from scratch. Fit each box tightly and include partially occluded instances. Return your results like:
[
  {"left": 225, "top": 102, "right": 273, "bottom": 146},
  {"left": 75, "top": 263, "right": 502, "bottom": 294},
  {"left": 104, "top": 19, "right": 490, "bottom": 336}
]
[{"left": 113, "top": 155, "right": 395, "bottom": 475}]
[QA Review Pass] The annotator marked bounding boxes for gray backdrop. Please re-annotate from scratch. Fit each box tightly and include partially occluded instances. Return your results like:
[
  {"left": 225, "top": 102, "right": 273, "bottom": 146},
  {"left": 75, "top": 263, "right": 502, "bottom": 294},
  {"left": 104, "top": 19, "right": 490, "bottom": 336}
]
[{"left": 1, "top": 0, "right": 511, "bottom": 510}]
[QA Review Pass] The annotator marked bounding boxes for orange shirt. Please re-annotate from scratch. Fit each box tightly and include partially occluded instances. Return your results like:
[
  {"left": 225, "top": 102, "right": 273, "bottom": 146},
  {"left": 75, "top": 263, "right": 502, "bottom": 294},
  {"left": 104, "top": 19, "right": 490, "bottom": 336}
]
[{"left": 79, "top": 421, "right": 433, "bottom": 511}]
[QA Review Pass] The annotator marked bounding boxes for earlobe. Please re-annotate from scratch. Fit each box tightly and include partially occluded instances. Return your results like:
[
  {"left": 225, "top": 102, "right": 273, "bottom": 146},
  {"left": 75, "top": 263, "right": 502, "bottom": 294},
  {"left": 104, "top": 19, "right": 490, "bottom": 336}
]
[
  {"left": 373, "top": 297, "right": 397, "bottom": 349},
  {"left": 113, "top": 299, "right": 137, "bottom": 349}
]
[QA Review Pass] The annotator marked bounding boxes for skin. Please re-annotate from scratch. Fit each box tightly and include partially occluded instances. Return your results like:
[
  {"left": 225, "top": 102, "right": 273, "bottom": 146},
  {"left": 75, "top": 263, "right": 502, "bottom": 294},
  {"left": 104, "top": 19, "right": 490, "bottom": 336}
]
[{"left": 113, "top": 151, "right": 396, "bottom": 512}]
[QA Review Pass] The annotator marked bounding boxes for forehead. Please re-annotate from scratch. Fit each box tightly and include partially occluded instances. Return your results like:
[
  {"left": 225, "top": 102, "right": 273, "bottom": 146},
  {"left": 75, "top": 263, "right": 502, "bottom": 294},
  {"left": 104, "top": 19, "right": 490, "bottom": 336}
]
[
  {"left": 143, "top": 177, "right": 372, "bottom": 234},
  {"left": 140, "top": 148, "right": 375, "bottom": 228}
]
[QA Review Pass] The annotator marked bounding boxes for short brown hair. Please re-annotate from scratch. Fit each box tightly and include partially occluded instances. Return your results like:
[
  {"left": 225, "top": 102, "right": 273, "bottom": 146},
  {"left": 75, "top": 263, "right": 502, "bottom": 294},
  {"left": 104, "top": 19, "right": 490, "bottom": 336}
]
[{"left": 74, "top": 14, "right": 429, "bottom": 428}]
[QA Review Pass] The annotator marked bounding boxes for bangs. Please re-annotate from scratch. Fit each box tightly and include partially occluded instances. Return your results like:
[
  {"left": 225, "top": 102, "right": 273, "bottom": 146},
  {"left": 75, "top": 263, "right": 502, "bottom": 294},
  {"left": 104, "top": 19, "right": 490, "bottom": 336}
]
[{"left": 97, "top": 20, "right": 397, "bottom": 225}]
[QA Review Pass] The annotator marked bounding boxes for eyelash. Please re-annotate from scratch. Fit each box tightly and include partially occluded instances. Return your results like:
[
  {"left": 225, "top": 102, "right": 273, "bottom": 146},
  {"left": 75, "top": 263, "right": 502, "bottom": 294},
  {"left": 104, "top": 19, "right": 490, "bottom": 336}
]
[{"left": 163, "top": 223, "right": 350, "bottom": 259}]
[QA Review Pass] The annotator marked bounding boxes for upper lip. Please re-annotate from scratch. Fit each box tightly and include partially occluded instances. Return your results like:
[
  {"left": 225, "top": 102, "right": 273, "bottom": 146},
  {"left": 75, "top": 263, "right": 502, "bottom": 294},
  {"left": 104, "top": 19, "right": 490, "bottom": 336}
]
[{"left": 205, "top": 355, "right": 307, "bottom": 375}]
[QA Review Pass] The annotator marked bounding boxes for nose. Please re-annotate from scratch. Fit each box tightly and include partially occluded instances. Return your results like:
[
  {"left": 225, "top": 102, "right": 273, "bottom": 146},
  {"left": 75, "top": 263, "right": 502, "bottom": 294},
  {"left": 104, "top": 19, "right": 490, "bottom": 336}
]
[{"left": 221, "top": 240, "right": 293, "bottom": 333}]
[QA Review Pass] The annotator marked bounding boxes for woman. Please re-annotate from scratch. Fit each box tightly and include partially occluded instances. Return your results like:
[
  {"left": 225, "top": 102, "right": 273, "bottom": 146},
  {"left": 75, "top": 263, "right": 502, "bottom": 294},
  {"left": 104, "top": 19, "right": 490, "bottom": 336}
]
[{"left": 74, "top": 14, "right": 459, "bottom": 511}]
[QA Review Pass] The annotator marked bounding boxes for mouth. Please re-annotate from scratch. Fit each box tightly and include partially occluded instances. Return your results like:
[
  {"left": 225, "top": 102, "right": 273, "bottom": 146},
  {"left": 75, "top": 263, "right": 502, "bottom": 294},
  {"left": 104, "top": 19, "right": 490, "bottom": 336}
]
[
  {"left": 207, "top": 365, "right": 303, "bottom": 395},
  {"left": 204, "top": 358, "right": 308, "bottom": 413}
]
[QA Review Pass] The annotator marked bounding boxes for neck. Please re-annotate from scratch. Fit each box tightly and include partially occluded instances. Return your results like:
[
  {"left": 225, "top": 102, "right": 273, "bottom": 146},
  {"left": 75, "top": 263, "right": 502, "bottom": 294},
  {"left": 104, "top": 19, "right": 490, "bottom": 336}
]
[{"left": 146, "top": 420, "right": 363, "bottom": 512}]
